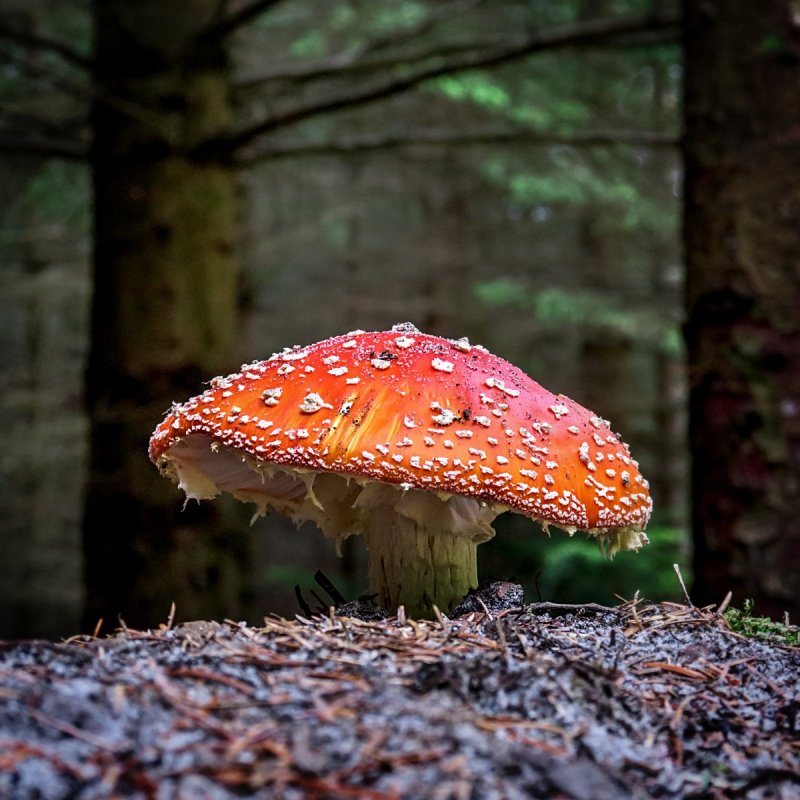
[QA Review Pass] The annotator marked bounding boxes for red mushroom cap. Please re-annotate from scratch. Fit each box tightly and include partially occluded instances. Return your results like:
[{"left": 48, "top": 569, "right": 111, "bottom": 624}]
[{"left": 150, "top": 326, "right": 651, "bottom": 539}]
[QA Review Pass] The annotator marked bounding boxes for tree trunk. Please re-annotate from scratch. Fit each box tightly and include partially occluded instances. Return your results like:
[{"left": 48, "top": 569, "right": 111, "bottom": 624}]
[
  {"left": 683, "top": 0, "right": 800, "bottom": 619},
  {"left": 83, "top": 0, "right": 251, "bottom": 629}
]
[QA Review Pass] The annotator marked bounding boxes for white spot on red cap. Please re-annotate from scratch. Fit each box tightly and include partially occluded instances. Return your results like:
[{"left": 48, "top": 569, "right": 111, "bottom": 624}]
[
  {"left": 431, "top": 358, "right": 454, "bottom": 373},
  {"left": 261, "top": 387, "right": 282, "bottom": 406},
  {"left": 281, "top": 350, "right": 308, "bottom": 361},
  {"left": 432, "top": 408, "right": 457, "bottom": 426},
  {"left": 299, "top": 393, "right": 330, "bottom": 414}
]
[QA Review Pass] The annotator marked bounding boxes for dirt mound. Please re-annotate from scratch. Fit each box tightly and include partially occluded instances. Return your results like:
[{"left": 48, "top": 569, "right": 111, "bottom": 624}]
[{"left": 0, "top": 600, "right": 798, "bottom": 799}]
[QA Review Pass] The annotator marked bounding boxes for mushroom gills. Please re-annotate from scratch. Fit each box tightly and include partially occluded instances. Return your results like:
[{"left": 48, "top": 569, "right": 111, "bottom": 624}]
[{"left": 158, "top": 433, "right": 504, "bottom": 614}]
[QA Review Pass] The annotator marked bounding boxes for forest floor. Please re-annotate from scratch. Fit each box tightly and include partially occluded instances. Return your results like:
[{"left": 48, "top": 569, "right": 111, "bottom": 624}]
[{"left": 0, "top": 591, "right": 798, "bottom": 800}]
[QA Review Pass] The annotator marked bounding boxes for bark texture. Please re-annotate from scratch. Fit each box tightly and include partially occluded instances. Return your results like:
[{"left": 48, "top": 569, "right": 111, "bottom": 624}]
[
  {"left": 83, "top": 0, "right": 250, "bottom": 628},
  {"left": 684, "top": 0, "right": 800, "bottom": 619}
]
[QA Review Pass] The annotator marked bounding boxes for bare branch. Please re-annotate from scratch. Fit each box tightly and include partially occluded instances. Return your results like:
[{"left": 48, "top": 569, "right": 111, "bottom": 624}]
[
  {"left": 222, "top": 11, "right": 679, "bottom": 155},
  {"left": 0, "top": 20, "right": 90, "bottom": 71},
  {"left": 0, "top": 132, "right": 88, "bottom": 160},
  {"left": 236, "top": 36, "right": 498, "bottom": 92},
  {"left": 236, "top": 127, "right": 678, "bottom": 166},
  {"left": 356, "top": 0, "right": 485, "bottom": 56},
  {"left": 0, "top": 43, "right": 166, "bottom": 144},
  {"left": 235, "top": 0, "right": 668, "bottom": 92},
  {"left": 0, "top": 106, "right": 87, "bottom": 139},
  {"left": 237, "top": 0, "right": 484, "bottom": 88},
  {"left": 196, "top": 0, "right": 289, "bottom": 43},
  {"left": 0, "top": 43, "right": 92, "bottom": 104}
]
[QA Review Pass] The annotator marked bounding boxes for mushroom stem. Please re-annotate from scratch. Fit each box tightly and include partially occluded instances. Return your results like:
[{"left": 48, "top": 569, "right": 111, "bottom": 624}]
[{"left": 363, "top": 513, "right": 479, "bottom": 618}]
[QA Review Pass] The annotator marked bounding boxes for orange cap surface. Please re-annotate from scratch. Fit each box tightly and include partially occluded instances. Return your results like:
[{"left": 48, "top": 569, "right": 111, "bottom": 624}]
[{"left": 150, "top": 326, "right": 651, "bottom": 535}]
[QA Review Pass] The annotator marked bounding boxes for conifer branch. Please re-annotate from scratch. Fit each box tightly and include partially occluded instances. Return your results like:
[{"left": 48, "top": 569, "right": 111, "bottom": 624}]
[
  {"left": 0, "top": 21, "right": 90, "bottom": 70},
  {"left": 222, "top": 12, "right": 679, "bottom": 156},
  {"left": 236, "top": 127, "right": 678, "bottom": 166}
]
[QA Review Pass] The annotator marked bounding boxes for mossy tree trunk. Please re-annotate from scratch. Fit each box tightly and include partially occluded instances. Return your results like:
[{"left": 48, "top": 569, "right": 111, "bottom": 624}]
[
  {"left": 83, "top": 0, "right": 252, "bottom": 629},
  {"left": 684, "top": 0, "right": 800, "bottom": 620}
]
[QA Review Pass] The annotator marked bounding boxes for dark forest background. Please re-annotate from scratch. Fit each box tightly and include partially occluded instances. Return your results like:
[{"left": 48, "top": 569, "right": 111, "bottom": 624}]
[{"left": 1, "top": 0, "right": 798, "bottom": 639}]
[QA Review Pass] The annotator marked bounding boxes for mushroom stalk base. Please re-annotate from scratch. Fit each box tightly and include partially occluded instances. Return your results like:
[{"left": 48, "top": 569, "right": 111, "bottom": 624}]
[{"left": 363, "top": 516, "right": 479, "bottom": 618}]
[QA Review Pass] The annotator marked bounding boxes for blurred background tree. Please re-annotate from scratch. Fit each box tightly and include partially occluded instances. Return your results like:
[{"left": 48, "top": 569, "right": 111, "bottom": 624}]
[
  {"left": 684, "top": 0, "right": 800, "bottom": 622},
  {"left": 9, "top": 0, "right": 777, "bottom": 639}
]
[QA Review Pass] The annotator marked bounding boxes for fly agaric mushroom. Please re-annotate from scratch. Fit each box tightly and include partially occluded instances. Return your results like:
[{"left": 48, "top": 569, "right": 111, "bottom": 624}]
[{"left": 149, "top": 323, "right": 651, "bottom": 617}]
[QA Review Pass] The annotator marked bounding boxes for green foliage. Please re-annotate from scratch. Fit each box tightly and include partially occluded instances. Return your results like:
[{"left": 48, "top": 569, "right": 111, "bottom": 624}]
[
  {"left": 24, "top": 161, "right": 90, "bottom": 229},
  {"left": 724, "top": 599, "right": 800, "bottom": 647},
  {"left": 259, "top": 563, "right": 363, "bottom": 604},
  {"left": 260, "top": 564, "right": 320, "bottom": 591},
  {"left": 429, "top": 66, "right": 593, "bottom": 130},
  {"left": 290, "top": 29, "right": 327, "bottom": 58},
  {"left": 0, "top": 162, "right": 90, "bottom": 259},
  {"left": 660, "top": 326, "right": 683, "bottom": 357},
  {"left": 481, "top": 522, "right": 688, "bottom": 606},
  {"left": 758, "top": 34, "right": 787, "bottom": 54},
  {"left": 50, "top": 4, "right": 92, "bottom": 63},
  {"left": 479, "top": 152, "right": 676, "bottom": 234},
  {"left": 434, "top": 74, "right": 512, "bottom": 111},
  {"left": 331, "top": 0, "right": 431, "bottom": 36},
  {"left": 420, "top": 30, "right": 681, "bottom": 241},
  {"left": 473, "top": 280, "right": 683, "bottom": 355},
  {"left": 535, "top": 526, "right": 687, "bottom": 604},
  {"left": 428, "top": 70, "right": 591, "bottom": 132},
  {"left": 322, "top": 216, "right": 351, "bottom": 248},
  {"left": 277, "top": 1, "right": 442, "bottom": 50},
  {"left": 369, "top": 2, "right": 428, "bottom": 33}
]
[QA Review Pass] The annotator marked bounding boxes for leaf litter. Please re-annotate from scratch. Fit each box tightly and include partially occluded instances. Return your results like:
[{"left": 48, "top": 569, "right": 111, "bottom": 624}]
[{"left": 0, "top": 592, "right": 798, "bottom": 799}]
